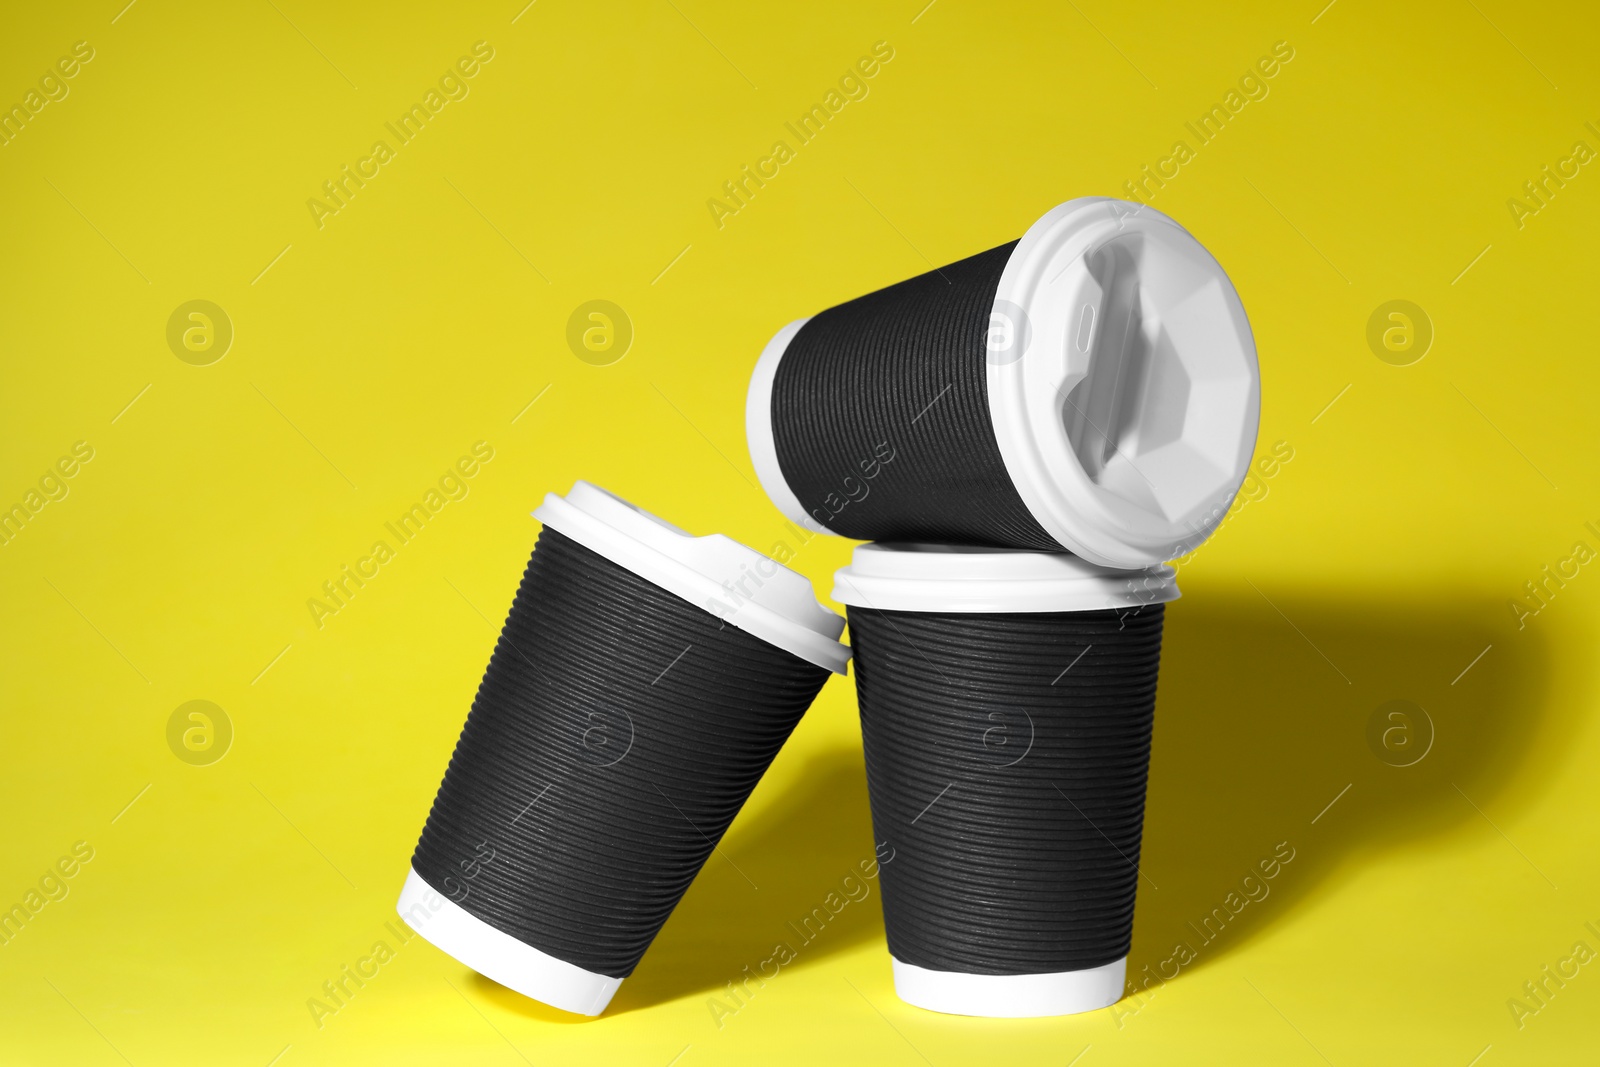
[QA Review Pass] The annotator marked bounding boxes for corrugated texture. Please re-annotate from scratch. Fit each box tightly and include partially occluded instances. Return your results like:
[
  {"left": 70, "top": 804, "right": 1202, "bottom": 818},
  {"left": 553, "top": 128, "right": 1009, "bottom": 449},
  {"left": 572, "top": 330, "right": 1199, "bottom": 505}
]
[
  {"left": 848, "top": 603, "right": 1164, "bottom": 973},
  {"left": 770, "top": 240, "right": 1062, "bottom": 550},
  {"left": 411, "top": 528, "right": 829, "bottom": 978}
]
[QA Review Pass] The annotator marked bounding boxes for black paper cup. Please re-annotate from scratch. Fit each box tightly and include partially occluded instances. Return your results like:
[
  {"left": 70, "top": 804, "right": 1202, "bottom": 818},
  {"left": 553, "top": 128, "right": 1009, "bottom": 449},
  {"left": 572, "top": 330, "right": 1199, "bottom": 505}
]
[
  {"left": 833, "top": 542, "right": 1176, "bottom": 1017},
  {"left": 398, "top": 482, "right": 849, "bottom": 1015},
  {"left": 748, "top": 197, "right": 1259, "bottom": 568}
]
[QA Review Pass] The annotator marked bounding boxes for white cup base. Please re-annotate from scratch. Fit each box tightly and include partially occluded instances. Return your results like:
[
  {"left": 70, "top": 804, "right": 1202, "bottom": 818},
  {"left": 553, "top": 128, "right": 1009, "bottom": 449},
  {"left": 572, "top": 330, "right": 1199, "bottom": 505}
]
[
  {"left": 891, "top": 955, "right": 1126, "bottom": 1018},
  {"left": 397, "top": 867, "right": 622, "bottom": 1016}
]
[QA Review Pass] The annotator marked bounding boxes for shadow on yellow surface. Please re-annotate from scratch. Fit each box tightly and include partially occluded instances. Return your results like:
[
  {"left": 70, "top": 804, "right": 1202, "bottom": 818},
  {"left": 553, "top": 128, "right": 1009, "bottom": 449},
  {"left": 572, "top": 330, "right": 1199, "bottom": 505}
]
[
  {"left": 1130, "top": 586, "right": 1559, "bottom": 989},
  {"left": 613, "top": 746, "right": 882, "bottom": 1014}
]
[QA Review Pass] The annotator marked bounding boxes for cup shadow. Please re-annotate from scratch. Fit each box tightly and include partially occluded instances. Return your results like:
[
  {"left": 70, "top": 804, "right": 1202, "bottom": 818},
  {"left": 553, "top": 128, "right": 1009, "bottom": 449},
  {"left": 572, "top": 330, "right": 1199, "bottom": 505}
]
[
  {"left": 609, "top": 747, "right": 883, "bottom": 1013},
  {"left": 1129, "top": 586, "right": 1560, "bottom": 989}
]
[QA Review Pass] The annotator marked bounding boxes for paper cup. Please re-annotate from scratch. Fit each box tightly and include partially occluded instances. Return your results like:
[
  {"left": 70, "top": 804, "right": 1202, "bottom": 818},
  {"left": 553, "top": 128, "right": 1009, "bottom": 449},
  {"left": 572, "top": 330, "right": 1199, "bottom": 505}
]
[
  {"left": 749, "top": 198, "right": 1259, "bottom": 568},
  {"left": 400, "top": 482, "right": 849, "bottom": 1014},
  {"left": 833, "top": 542, "right": 1177, "bottom": 1017}
]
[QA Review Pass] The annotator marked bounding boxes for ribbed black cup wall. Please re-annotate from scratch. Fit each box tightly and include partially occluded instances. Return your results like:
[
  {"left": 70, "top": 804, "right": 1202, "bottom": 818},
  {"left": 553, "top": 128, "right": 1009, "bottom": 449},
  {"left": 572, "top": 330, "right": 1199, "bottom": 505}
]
[
  {"left": 411, "top": 528, "right": 830, "bottom": 978},
  {"left": 769, "top": 240, "right": 1062, "bottom": 550},
  {"left": 847, "top": 603, "right": 1164, "bottom": 974}
]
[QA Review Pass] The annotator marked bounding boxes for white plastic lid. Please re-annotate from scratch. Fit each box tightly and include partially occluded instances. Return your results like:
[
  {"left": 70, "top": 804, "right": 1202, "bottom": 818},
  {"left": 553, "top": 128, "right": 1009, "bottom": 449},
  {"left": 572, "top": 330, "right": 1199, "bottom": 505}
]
[
  {"left": 987, "top": 197, "right": 1260, "bottom": 568},
  {"left": 892, "top": 955, "right": 1126, "bottom": 1018},
  {"left": 534, "top": 481, "right": 850, "bottom": 674},
  {"left": 832, "top": 542, "right": 1178, "bottom": 614},
  {"left": 397, "top": 866, "right": 622, "bottom": 1016}
]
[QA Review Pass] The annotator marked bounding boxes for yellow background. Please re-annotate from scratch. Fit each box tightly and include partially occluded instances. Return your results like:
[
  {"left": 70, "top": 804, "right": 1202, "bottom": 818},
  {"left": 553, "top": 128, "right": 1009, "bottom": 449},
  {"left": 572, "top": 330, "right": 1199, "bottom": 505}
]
[{"left": 3, "top": 0, "right": 1597, "bottom": 1063}]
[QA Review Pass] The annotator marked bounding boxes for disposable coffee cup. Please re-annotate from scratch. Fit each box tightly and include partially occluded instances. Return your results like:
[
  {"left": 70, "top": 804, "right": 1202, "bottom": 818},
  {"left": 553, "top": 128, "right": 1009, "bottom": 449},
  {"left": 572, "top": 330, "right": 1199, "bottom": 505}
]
[
  {"left": 399, "top": 482, "right": 849, "bottom": 1015},
  {"left": 833, "top": 542, "right": 1178, "bottom": 1017},
  {"left": 749, "top": 197, "right": 1259, "bottom": 569}
]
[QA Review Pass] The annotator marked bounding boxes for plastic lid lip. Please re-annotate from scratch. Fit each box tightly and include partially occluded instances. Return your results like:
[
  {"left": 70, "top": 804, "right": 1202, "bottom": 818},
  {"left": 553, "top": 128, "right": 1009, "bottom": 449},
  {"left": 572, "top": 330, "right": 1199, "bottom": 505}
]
[
  {"left": 832, "top": 542, "right": 1178, "bottom": 615},
  {"left": 533, "top": 481, "right": 851, "bottom": 675},
  {"left": 746, "top": 317, "right": 837, "bottom": 536},
  {"left": 988, "top": 197, "right": 1261, "bottom": 568},
  {"left": 891, "top": 956, "right": 1126, "bottom": 1018},
  {"left": 397, "top": 867, "right": 621, "bottom": 1016}
]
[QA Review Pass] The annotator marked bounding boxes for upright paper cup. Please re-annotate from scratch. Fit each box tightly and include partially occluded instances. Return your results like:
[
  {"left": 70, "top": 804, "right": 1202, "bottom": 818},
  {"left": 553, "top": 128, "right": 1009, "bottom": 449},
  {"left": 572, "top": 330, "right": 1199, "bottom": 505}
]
[
  {"left": 749, "top": 197, "right": 1259, "bottom": 568},
  {"left": 833, "top": 542, "right": 1177, "bottom": 1017},
  {"left": 400, "top": 482, "right": 849, "bottom": 1015}
]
